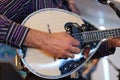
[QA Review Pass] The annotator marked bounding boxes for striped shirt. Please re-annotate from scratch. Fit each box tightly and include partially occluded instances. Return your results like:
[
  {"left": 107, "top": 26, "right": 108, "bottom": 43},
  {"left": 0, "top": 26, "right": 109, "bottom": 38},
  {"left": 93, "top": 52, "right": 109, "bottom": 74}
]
[{"left": 0, "top": 0, "right": 70, "bottom": 48}]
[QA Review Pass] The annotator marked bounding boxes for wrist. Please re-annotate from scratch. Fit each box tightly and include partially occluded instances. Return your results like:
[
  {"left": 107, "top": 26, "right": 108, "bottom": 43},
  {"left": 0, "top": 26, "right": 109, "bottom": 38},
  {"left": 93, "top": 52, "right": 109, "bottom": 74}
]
[
  {"left": 68, "top": 0, "right": 74, "bottom": 4},
  {"left": 24, "top": 29, "right": 48, "bottom": 48},
  {"left": 107, "top": 38, "right": 115, "bottom": 50},
  {"left": 68, "top": 1, "right": 80, "bottom": 15}
]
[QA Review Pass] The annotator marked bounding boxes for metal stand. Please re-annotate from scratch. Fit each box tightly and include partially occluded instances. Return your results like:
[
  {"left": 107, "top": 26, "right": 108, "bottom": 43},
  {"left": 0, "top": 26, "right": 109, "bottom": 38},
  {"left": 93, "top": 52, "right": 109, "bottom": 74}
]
[
  {"left": 108, "top": 59, "right": 120, "bottom": 80},
  {"left": 98, "top": 0, "right": 120, "bottom": 18}
]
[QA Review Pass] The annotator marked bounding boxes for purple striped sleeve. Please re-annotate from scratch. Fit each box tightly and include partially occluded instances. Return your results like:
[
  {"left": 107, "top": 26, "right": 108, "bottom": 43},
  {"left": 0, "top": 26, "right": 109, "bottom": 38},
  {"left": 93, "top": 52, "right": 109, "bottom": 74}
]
[{"left": 0, "top": 14, "right": 30, "bottom": 48}]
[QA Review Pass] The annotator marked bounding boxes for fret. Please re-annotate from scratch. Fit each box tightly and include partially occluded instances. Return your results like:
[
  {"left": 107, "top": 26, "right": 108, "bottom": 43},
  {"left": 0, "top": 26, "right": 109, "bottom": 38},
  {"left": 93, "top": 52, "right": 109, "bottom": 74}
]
[
  {"left": 116, "top": 29, "right": 120, "bottom": 37},
  {"left": 99, "top": 30, "right": 103, "bottom": 40},
  {"left": 116, "top": 29, "right": 118, "bottom": 37},
  {"left": 92, "top": 32, "right": 96, "bottom": 41},
  {"left": 109, "top": 30, "right": 112, "bottom": 37},
  {"left": 118, "top": 29, "right": 120, "bottom": 36},
  {"left": 82, "top": 32, "right": 85, "bottom": 42},
  {"left": 115, "top": 29, "right": 119, "bottom": 37},
  {"left": 86, "top": 32, "right": 89, "bottom": 42},
  {"left": 89, "top": 32, "right": 92, "bottom": 41},
  {"left": 103, "top": 30, "right": 107, "bottom": 39},
  {"left": 115, "top": 29, "right": 118, "bottom": 37},
  {"left": 89, "top": 31, "right": 93, "bottom": 42},
  {"left": 94, "top": 31, "right": 97, "bottom": 41},
  {"left": 111, "top": 29, "right": 114, "bottom": 37},
  {"left": 85, "top": 32, "right": 88, "bottom": 42},
  {"left": 82, "top": 32, "right": 87, "bottom": 42},
  {"left": 92, "top": 31, "right": 96, "bottom": 41},
  {"left": 94, "top": 31, "right": 99, "bottom": 41},
  {"left": 117, "top": 29, "right": 120, "bottom": 37},
  {"left": 90, "top": 31, "right": 95, "bottom": 42},
  {"left": 108, "top": 30, "right": 112, "bottom": 37},
  {"left": 112, "top": 29, "right": 116, "bottom": 37},
  {"left": 96, "top": 31, "right": 100, "bottom": 40},
  {"left": 109, "top": 30, "right": 111, "bottom": 37},
  {"left": 117, "top": 29, "right": 120, "bottom": 36},
  {"left": 89, "top": 31, "right": 94, "bottom": 41},
  {"left": 104, "top": 30, "right": 108, "bottom": 38},
  {"left": 96, "top": 31, "right": 101, "bottom": 41},
  {"left": 101, "top": 30, "right": 104, "bottom": 39},
  {"left": 87, "top": 32, "right": 91, "bottom": 42}
]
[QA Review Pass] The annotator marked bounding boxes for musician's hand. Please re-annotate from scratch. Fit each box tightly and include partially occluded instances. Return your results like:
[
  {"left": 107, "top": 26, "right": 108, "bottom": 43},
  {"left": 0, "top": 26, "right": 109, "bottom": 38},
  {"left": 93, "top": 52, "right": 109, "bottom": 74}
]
[
  {"left": 83, "top": 47, "right": 91, "bottom": 58},
  {"left": 108, "top": 37, "right": 120, "bottom": 49},
  {"left": 68, "top": 0, "right": 80, "bottom": 15},
  {"left": 24, "top": 29, "right": 80, "bottom": 58}
]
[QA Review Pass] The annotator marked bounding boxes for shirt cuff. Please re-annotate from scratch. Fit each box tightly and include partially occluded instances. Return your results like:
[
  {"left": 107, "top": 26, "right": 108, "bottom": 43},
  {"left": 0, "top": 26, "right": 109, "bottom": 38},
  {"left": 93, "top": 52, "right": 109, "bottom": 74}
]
[
  {"left": 92, "top": 40, "right": 115, "bottom": 59},
  {"left": 5, "top": 22, "right": 30, "bottom": 48}
]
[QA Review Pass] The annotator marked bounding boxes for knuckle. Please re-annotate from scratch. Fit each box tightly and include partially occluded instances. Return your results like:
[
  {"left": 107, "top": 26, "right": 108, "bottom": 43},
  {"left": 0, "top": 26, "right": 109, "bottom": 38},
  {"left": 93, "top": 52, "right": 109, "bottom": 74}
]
[{"left": 64, "top": 45, "right": 71, "bottom": 51}]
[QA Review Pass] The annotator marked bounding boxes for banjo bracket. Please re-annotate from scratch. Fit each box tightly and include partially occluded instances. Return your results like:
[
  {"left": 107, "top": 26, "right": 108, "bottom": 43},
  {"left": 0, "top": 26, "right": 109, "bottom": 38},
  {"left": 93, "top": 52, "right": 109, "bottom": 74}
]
[{"left": 64, "top": 22, "right": 84, "bottom": 35}]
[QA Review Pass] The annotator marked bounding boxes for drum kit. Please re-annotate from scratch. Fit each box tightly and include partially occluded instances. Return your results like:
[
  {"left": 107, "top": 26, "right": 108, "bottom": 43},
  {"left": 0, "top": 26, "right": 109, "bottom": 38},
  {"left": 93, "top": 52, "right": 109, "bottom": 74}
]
[{"left": 0, "top": 0, "right": 120, "bottom": 80}]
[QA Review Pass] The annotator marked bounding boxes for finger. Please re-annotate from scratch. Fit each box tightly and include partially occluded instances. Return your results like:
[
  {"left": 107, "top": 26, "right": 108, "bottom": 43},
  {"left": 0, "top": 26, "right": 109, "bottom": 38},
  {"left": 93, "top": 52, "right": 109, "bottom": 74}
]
[
  {"left": 70, "top": 46, "right": 80, "bottom": 54},
  {"left": 66, "top": 52, "right": 75, "bottom": 58},
  {"left": 59, "top": 52, "right": 74, "bottom": 59},
  {"left": 72, "top": 39, "right": 80, "bottom": 46},
  {"left": 83, "top": 48, "right": 90, "bottom": 58},
  {"left": 68, "top": 53, "right": 75, "bottom": 58}
]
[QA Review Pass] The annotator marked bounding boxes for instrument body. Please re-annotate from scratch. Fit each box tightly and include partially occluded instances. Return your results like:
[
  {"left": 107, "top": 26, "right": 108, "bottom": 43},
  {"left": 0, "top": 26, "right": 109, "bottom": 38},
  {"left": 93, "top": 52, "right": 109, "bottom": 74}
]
[{"left": 17, "top": 8, "right": 116, "bottom": 79}]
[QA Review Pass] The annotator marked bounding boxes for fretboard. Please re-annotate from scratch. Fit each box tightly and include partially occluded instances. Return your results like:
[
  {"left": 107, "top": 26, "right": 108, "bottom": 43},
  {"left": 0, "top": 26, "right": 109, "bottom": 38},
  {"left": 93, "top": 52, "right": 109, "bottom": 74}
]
[{"left": 73, "top": 28, "right": 120, "bottom": 42}]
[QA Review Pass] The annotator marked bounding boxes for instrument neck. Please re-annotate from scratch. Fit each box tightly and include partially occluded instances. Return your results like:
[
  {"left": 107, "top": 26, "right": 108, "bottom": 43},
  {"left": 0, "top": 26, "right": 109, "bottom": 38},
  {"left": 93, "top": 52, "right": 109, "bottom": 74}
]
[{"left": 73, "top": 28, "right": 120, "bottom": 42}]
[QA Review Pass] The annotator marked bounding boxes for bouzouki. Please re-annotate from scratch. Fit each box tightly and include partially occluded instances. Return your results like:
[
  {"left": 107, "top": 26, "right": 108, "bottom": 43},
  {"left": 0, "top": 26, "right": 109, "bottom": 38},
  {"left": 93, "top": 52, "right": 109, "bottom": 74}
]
[{"left": 17, "top": 8, "right": 119, "bottom": 79}]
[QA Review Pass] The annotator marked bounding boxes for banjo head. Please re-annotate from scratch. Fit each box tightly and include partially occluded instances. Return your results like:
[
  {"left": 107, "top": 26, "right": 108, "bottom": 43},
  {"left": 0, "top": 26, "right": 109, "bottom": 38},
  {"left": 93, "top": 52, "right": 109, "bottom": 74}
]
[{"left": 17, "top": 8, "right": 98, "bottom": 79}]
